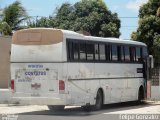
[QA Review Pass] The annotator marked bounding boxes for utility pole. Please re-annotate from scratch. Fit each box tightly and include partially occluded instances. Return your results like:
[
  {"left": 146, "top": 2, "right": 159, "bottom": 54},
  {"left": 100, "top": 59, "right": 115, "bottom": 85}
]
[{"left": 36, "top": 16, "right": 38, "bottom": 27}]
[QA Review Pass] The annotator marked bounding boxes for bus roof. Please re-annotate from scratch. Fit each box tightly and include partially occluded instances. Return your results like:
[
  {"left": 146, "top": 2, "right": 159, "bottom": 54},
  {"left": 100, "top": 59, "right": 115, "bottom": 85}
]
[
  {"left": 62, "top": 30, "right": 146, "bottom": 46},
  {"left": 58, "top": 29, "right": 146, "bottom": 47},
  {"left": 12, "top": 28, "right": 146, "bottom": 46},
  {"left": 83, "top": 36, "right": 146, "bottom": 46}
]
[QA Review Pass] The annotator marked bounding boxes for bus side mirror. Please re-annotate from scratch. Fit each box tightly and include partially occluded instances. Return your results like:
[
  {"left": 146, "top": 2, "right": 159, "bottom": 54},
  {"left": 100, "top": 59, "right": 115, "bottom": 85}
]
[{"left": 149, "top": 55, "right": 154, "bottom": 69}]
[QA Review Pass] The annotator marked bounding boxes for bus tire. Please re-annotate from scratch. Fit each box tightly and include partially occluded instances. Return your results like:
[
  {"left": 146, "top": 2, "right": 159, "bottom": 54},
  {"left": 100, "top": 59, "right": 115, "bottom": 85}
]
[
  {"left": 48, "top": 105, "right": 65, "bottom": 111},
  {"left": 94, "top": 89, "right": 103, "bottom": 110},
  {"left": 138, "top": 86, "right": 144, "bottom": 103}
]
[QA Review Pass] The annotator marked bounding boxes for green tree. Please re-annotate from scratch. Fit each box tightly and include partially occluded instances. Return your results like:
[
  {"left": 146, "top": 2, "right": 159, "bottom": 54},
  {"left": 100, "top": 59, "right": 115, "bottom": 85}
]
[
  {"left": 0, "top": 21, "right": 12, "bottom": 35},
  {"left": 131, "top": 0, "right": 160, "bottom": 63},
  {"left": 50, "top": 3, "right": 75, "bottom": 29},
  {"left": 33, "top": 0, "right": 121, "bottom": 37},
  {"left": 71, "top": 0, "right": 120, "bottom": 37},
  {"left": 0, "top": 1, "right": 28, "bottom": 35},
  {"left": 28, "top": 17, "right": 51, "bottom": 28}
]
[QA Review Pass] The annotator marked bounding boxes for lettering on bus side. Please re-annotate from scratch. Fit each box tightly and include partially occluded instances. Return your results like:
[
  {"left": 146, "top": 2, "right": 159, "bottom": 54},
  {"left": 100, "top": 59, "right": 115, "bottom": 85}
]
[
  {"left": 18, "top": 79, "right": 31, "bottom": 82},
  {"left": 25, "top": 71, "right": 47, "bottom": 76},
  {"left": 28, "top": 64, "right": 43, "bottom": 68}
]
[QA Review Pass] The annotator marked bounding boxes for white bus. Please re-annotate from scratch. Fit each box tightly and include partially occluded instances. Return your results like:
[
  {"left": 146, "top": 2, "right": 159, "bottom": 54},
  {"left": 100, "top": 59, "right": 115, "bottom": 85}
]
[{"left": 10, "top": 28, "right": 153, "bottom": 110}]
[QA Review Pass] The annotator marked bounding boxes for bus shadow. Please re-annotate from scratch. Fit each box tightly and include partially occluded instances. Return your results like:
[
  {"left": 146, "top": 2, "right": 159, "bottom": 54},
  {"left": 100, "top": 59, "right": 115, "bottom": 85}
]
[{"left": 19, "top": 101, "right": 157, "bottom": 116}]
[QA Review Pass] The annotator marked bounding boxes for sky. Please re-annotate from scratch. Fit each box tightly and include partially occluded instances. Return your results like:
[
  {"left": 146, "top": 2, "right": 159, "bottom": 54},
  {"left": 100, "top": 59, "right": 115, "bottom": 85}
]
[{"left": 0, "top": 0, "right": 148, "bottom": 39}]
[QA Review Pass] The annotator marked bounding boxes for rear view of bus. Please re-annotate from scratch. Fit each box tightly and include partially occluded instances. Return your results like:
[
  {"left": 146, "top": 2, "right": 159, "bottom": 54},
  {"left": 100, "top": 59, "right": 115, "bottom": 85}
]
[{"left": 10, "top": 28, "right": 66, "bottom": 109}]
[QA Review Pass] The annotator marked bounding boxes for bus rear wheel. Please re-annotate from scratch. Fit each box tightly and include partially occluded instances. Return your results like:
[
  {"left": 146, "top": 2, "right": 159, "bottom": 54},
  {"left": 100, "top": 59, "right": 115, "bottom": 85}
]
[
  {"left": 48, "top": 105, "right": 65, "bottom": 111},
  {"left": 94, "top": 89, "right": 103, "bottom": 110},
  {"left": 82, "top": 89, "right": 103, "bottom": 111}
]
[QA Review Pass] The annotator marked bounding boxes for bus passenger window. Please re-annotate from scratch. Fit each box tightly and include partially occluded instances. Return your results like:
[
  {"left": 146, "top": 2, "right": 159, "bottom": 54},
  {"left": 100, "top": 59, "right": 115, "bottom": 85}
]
[
  {"left": 112, "top": 45, "right": 118, "bottom": 61},
  {"left": 86, "top": 43, "right": 94, "bottom": 60},
  {"left": 130, "top": 47, "right": 136, "bottom": 62},
  {"left": 79, "top": 42, "right": 86, "bottom": 60},
  {"left": 95, "top": 44, "right": 99, "bottom": 60},
  {"left": 117, "top": 46, "right": 124, "bottom": 61},
  {"left": 99, "top": 44, "right": 106, "bottom": 60},
  {"left": 105, "top": 45, "right": 111, "bottom": 61},
  {"left": 136, "top": 47, "right": 142, "bottom": 62},
  {"left": 73, "top": 42, "right": 79, "bottom": 60},
  {"left": 67, "top": 41, "right": 74, "bottom": 60},
  {"left": 124, "top": 46, "right": 130, "bottom": 61}
]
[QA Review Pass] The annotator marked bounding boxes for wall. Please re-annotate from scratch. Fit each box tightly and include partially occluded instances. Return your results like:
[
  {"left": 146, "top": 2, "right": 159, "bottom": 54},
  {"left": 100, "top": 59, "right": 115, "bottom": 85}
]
[
  {"left": 151, "top": 68, "right": 160, "bottom": 100},
  {"left": 151, "top": 86, "right": 160, "bottom": 100},
  {"left": 0, "top": 36, "right": 11, "bottom": 88}
]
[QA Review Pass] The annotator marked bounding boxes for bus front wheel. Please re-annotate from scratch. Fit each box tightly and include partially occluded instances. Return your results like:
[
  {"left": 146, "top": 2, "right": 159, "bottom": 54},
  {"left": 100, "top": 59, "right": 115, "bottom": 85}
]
[{"left": 138, "top": 86, "right": 144, "bottom": 103}]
